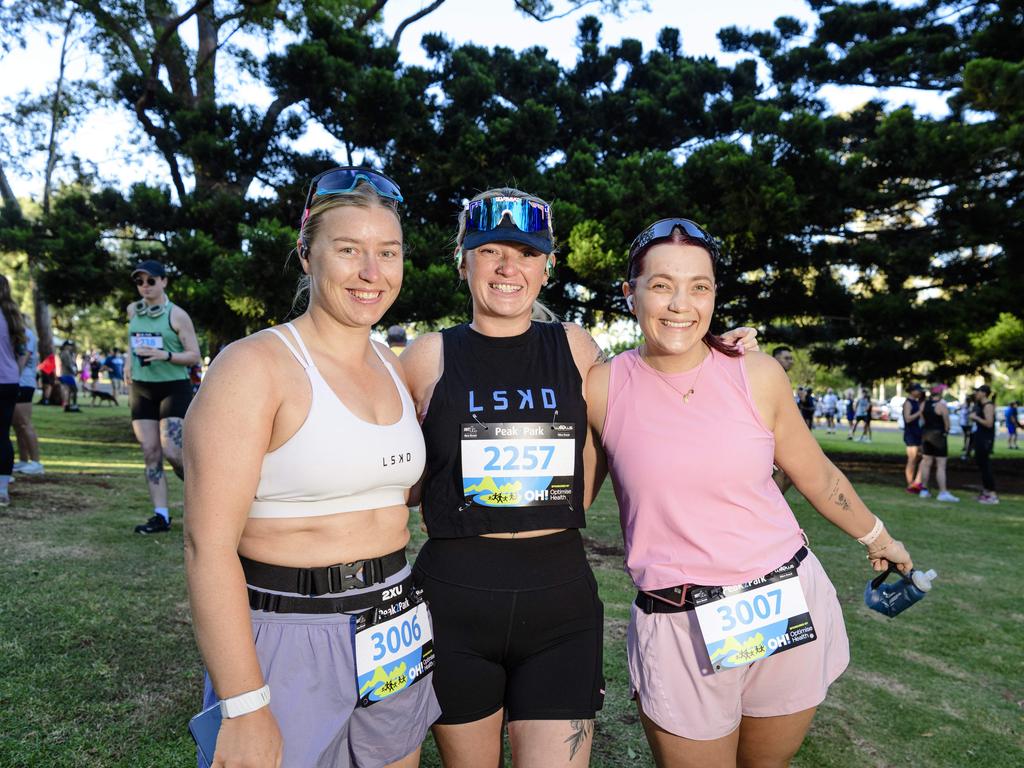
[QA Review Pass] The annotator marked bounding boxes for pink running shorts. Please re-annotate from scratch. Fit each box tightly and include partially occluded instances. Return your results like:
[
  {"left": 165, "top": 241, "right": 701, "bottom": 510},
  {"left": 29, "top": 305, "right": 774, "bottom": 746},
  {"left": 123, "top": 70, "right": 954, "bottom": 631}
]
[{"left": 627, "top": 550, "right": 850, "bottom": 740}]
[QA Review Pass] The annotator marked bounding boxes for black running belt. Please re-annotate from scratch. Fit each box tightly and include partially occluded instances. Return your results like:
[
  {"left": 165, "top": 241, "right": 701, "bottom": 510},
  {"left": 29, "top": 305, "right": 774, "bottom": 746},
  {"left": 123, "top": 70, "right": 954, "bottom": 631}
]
[
  {"left": 635, "top": 547, "right": 809, "bottom": 614},
  {"left": 240, "top": 549, "right": 407, "bottom": 596},
  {"left": 247, "top": 575, "right": 415, "bottom": 614}
]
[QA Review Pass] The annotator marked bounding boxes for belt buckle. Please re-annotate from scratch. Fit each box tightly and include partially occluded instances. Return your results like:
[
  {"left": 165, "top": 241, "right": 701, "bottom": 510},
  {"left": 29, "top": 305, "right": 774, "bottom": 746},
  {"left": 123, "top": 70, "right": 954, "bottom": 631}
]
[
  {"left": 327, "top": 561, "right": 366, "bottom": 593},
  {"left": 642, "top": 584, "right": 689, "bottom": 609}
]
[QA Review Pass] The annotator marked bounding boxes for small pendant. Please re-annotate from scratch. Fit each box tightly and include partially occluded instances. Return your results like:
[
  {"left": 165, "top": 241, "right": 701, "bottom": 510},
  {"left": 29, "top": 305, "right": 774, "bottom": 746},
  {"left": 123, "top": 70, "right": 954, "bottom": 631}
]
[{"left": 683, "top": 389, "right": 694, "bottom": 403}]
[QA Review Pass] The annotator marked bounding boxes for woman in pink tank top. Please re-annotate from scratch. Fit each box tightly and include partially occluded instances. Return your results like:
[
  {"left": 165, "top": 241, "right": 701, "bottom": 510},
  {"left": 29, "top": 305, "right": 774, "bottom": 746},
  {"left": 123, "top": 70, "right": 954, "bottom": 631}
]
[{"left": 586, "top": 219, "right": 916, "bottom": 767}]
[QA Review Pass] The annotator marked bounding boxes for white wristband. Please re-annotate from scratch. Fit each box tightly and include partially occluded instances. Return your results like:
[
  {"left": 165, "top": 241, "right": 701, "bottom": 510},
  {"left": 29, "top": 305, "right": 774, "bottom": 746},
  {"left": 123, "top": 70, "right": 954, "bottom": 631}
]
[
  {"left": 856, "top": 517, "right": 885, "bottom": 547},
  {"left": 219, "top": 684, "right": 270, "bottom": 719}
]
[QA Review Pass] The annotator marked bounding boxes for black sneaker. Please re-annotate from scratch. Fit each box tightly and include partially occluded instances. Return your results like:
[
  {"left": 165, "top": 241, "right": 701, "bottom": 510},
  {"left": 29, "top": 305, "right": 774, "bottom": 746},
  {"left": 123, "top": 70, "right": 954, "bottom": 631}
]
[{"left": 134, "top": 514, "right": 171, "bottom": 534}]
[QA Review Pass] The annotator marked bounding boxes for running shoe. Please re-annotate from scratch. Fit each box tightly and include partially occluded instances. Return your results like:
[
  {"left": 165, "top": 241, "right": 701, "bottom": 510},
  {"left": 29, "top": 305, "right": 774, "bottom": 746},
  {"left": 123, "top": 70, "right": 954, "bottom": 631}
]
[
  {"left": 937, "top": 491, "right": 960, "bottom": 502},
  {"left": 978, "top": 494, "right": 1000, "bottom": 505},
  {"left": 134, "top": 514, "right": 171, "bottom": 534},
  {"left": 14, "top": 461, "right": 44, "bottom": 475},
  {"left": 918, "top": 489, "right": 931, "bottom": 498},
  {"left": 12, "top": 461, "right": 28, "bottom": 472},
  {"left": 0, "top": 489, "right": 9, "bottom": 507},
  {"left": 905, "top": 484, "right": 922, "bottom": 495}
]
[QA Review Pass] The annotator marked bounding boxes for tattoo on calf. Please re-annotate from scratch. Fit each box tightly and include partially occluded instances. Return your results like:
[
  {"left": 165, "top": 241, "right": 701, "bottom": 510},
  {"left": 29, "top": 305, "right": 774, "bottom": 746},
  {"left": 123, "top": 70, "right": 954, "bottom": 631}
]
[
  {"left": 146, "top": 465, "right": 165, "bottom": 485},
  {"left": 163, "top": 419, "right": 184, "bottom": 449},
  {"left": 565, "top": 719, "right": 593, "bottom": 760}
]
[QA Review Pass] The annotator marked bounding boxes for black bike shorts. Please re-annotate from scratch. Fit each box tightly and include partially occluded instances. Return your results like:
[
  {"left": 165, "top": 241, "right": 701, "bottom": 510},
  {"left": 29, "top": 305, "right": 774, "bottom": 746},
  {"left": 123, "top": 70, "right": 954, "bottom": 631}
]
[
  {"left": 413, "top": 530, "right": 605, "bottom": 724},
  {"left": 130, "top": 378, "right": 193, "bottom": 421},
  {"left": 921, "top": 429, "right": 948, "bottom": 457}
]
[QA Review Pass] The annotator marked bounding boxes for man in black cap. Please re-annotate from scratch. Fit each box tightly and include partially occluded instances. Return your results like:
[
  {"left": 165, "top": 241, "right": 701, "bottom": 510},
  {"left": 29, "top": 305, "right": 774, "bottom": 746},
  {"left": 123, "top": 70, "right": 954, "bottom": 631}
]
[{"left": 126, "top": 260, "right": 201, "bottom": 533}]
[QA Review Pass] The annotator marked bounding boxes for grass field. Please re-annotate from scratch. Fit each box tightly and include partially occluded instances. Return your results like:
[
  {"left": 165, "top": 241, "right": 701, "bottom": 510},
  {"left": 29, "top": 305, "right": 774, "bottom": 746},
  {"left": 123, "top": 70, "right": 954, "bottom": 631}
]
[{"left": 1, "top": 402, "right": 1021, "bottom": 767}]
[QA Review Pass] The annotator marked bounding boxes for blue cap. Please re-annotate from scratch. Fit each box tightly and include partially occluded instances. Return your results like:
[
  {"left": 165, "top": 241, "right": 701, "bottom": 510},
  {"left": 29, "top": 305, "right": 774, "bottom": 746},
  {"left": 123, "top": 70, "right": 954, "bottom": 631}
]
[
  {"left": 463, "top": 219, "right": 554, "bottom": 254},
  {"left": 131, "top": 259, "right": 166, "bottom": 278}
]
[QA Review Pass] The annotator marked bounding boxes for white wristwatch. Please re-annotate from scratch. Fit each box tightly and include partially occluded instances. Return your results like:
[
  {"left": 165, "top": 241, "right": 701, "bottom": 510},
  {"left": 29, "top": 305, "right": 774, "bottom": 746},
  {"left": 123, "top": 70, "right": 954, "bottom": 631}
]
[{"left": 219, "top": 684, "right": 271, "bottom": 719}]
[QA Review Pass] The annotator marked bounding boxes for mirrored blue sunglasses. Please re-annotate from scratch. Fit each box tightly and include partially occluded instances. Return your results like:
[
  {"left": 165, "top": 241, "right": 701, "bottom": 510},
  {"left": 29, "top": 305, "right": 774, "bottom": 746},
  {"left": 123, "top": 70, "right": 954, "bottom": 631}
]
[
  {"left": 301, "top": 167, "right": 404, "bottom": 224},
  {"left": 465, "top": 196, "right": 552, "bottom": 234}
]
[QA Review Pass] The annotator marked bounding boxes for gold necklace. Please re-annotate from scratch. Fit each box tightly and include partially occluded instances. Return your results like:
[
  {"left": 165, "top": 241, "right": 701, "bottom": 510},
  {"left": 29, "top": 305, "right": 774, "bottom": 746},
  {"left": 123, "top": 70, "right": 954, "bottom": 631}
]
[{"left": 640, "top": 345, "right": 710, "bottom": 404}]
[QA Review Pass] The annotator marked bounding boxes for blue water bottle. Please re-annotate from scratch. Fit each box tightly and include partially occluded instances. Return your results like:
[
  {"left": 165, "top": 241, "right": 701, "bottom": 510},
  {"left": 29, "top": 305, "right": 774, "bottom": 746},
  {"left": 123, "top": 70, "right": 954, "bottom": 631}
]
[{"left": 864, "top": 566, "right": 938, "bottom": 617}]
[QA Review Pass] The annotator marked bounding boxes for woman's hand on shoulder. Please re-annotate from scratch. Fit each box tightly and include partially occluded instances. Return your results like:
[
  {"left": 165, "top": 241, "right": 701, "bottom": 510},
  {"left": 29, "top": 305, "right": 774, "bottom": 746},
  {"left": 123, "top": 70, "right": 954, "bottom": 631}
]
[{"left": 720, "top": 326, "right": 759, "bottom": 353}]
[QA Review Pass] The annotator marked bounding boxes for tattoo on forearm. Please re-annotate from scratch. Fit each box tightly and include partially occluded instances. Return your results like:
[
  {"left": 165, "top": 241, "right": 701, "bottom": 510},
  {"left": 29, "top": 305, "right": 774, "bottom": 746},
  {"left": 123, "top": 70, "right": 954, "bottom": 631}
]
[
  {"left": 565, "top": 719, "right": 593, "bottom": 760},
  {"left": 826, "top": 477, "right": 851, "bottom": 511},
  {"left": 146, "top": 465, "right": 165, "bottom": 485}
]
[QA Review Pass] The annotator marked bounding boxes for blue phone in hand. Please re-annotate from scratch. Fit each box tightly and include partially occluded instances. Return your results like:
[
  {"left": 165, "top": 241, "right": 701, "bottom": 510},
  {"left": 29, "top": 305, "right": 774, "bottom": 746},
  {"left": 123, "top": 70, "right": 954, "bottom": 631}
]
[{"left": 188, "top": 701, "right": 222, "bottom": 765}]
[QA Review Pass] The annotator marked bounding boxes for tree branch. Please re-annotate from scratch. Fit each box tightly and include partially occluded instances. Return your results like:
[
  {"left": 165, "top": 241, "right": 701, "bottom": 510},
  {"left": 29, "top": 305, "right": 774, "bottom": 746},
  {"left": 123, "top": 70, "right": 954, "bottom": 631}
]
[
  {"left": 355, "top": 0, "right": 390, "bottom": 30},
  {"left": 0, "top": 158, "right": 23, "bottom": 220},
  {"left": 391, "top": 0, "right": 447, "bottom": 49},
  {"left": 43, "top": 11, "right": 77, "bottom": 216},
  {"left": 237, "top": 95, "right": 299, "bottom": 193},
  {"left": 513, "top": 0, "right": 602, "bottom": 22}
]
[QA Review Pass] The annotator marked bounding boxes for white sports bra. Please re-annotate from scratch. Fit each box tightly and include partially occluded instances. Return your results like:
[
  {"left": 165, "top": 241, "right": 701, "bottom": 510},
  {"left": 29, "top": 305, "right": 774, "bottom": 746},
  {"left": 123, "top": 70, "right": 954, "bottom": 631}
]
[{"left": 249, "top": 323, "right": 425, "bottom": 518}]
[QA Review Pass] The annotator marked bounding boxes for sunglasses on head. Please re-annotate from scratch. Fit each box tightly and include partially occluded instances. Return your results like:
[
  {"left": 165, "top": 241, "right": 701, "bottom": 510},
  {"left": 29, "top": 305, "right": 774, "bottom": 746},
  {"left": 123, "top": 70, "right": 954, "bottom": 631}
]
[
  {"left": 301, "top": 167, "right": 404, "bottom": 225},
  {"left": 627, "top": 218, "right": 721, "bottom": 274},
  {"left": 465, "top": 197, "right": 552, "bottom": 235},
  {"left": 134, "top": 276, "right": 158, "bottom": 287}
]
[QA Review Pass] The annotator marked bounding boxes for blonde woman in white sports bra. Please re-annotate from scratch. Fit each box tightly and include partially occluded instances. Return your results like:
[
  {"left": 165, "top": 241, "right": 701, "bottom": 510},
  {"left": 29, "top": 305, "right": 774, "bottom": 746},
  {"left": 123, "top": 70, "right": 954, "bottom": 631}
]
[{"left": 184, "top": 169, "right": 440, "bottom": 768}]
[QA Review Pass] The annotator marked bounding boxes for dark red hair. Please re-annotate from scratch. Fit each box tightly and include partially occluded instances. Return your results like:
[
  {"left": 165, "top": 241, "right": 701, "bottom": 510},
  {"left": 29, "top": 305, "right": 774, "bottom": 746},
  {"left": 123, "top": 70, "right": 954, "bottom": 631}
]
[{"left": 627, "top": 227, "right": 741, "bottom": 358}]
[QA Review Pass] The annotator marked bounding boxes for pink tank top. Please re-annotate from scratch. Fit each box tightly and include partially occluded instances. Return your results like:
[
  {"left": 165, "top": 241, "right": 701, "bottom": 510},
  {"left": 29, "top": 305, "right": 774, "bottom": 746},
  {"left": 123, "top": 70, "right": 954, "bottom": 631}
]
[{"left": 602, "top": 348, "right": 804, "bottom": 590}]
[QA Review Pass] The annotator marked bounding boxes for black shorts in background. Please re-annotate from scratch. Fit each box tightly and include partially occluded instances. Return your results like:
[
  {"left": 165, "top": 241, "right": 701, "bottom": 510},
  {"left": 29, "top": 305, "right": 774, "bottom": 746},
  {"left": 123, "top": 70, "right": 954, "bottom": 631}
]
[
  {"left": 921, "top": 429, "right": 948, "bottom": 457},
  {"left": 16, "top": 386, "right": 35, "bottom": 404},
  {"left": 130, "top": 379, "right": 193, "bottom": 421}
]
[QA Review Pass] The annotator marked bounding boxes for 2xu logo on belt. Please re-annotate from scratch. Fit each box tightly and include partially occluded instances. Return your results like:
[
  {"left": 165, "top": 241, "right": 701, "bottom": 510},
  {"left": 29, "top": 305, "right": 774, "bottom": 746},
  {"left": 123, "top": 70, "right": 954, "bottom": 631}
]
[
  {"left": 460, "top": 422, "right": 576, "bottom": 508},
  {"left": 691, "top": 553, "right": 816, "bottom": 672},
  {"left": 354, "top": 586, "right": 434, "bottom": 707}
]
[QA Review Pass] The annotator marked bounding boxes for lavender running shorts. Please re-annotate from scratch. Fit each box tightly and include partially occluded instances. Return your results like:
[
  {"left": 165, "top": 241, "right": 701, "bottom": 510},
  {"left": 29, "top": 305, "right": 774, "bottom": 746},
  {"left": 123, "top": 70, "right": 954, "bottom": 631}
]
[
  {"left": 627, "top": 550, "right": 850, "bottom": 741},
  {"left": 199, "top": 564, "right": 441, "bottom": 768}
]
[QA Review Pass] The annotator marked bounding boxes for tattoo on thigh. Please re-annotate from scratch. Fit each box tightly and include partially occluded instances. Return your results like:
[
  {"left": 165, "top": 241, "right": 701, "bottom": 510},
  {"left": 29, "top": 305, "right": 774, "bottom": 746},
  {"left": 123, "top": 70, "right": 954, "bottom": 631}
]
[
  {"left": 565, "top": 719, "right": 593, "bottom": 760},
  {"left": 146, "top": 465, "right": 165, "bottom": 485},
  {"left": 163, "top": 419, "right": 183, "bottom": 448}
]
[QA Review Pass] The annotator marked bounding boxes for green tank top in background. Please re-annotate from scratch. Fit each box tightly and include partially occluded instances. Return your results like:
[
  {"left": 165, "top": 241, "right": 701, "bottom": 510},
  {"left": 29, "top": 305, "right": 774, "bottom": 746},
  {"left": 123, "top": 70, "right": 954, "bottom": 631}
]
[{"left": 128, "top": 302, "right": 188, "bottom": 382}]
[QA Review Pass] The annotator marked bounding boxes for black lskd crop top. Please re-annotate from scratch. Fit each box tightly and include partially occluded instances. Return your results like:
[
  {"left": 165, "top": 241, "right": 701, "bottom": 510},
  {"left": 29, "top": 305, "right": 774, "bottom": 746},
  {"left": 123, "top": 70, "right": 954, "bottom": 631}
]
[{"left": 419, "top": 322, "right": 587, "bottom": 538}]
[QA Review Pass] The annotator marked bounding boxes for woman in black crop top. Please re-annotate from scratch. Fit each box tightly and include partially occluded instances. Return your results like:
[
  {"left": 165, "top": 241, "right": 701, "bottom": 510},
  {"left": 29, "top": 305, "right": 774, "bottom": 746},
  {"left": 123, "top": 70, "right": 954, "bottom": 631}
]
[{"left": 401, "top": 188, "right": 757, "bottom": 767}]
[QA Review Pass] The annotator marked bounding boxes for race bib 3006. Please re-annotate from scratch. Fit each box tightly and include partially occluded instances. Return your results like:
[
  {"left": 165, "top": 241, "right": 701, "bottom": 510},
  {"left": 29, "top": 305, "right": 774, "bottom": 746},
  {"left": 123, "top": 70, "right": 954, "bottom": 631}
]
[
  {"left": 460, "top": 422, "right": 575, "bottom": 508},
  {"left": 354, "top": 586, "right": 434, "bottom": 707}
]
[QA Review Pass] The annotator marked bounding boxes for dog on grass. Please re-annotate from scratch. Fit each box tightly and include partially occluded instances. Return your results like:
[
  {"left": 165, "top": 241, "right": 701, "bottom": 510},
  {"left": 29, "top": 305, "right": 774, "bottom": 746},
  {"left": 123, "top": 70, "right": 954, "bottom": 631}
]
[{"left": 85, "top": 386, "right": 118, "bottom": 406}]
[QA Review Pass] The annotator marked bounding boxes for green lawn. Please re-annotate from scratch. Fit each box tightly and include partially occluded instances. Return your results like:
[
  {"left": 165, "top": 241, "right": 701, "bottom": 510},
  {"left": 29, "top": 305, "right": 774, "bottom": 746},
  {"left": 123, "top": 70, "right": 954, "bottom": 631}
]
[{"left": 1, "top": 403, "right": 1021, "bottom": 766}]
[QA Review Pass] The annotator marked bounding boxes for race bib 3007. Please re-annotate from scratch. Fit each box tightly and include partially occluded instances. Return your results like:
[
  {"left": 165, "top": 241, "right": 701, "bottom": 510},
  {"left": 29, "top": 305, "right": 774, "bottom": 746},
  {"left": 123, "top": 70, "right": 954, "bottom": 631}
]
[{"left": 691, "top": 557, "right": 816, "bottom": 672}]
